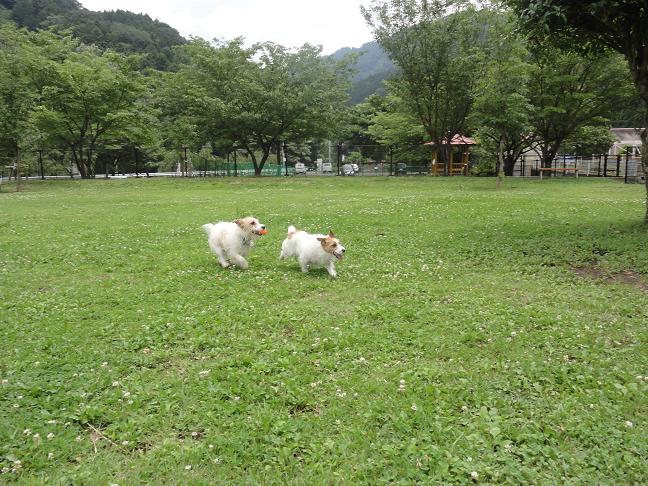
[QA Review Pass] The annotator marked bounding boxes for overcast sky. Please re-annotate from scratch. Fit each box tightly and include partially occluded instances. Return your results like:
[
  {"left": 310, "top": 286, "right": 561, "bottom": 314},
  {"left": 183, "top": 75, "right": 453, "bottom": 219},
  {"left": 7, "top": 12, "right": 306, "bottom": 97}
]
[{"left": 80, "top": 1, "right": 374, "bottom": 54}]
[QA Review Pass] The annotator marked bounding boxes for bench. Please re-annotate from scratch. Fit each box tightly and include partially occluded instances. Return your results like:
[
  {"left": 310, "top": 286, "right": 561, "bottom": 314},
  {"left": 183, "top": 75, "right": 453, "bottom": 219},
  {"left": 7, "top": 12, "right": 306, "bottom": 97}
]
[{"left": 539, "top": 167, "right": 579, "bottom": 179}]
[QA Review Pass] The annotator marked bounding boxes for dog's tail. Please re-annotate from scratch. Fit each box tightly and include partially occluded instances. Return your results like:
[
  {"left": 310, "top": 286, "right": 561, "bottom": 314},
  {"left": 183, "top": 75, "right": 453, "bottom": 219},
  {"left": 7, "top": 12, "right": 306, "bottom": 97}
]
[
  {"left": 202, "top": 223, "right": 214, "bottom": 235},
  {"left": 287, "top": 225, "right": 297, "bottom": 236}
]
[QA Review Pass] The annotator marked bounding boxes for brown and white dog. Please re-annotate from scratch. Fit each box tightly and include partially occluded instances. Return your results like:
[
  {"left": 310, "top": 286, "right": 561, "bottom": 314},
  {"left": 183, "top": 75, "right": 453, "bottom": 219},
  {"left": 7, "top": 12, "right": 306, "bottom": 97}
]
[
  {"left": 279, "top": 225, "right": 345, "bottom": 278},
  {"left": 202, "top": 216, "right": 267, "bottom": 269}
]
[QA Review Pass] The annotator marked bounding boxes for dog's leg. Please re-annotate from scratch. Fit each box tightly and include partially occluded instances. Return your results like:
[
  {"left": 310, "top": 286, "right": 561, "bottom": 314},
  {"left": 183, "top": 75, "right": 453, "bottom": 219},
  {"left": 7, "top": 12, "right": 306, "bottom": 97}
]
[
  {"left": 298, "top": 256, "right": 309, "bottom": 273},
  {"left": 231, "top": 254, "right": 249, "bottom": 269},
  {"left": 326, "top": 261, "right": 337, "bottom": 279},
  {"left": 213, "top": 246, "right": 229, "bottom": 268}
]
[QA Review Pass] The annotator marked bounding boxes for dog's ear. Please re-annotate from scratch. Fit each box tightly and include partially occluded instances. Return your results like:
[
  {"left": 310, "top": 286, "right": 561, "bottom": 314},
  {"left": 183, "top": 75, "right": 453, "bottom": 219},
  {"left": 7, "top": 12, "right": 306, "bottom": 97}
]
[
  {"left": 328, "top": 230, "right": 335, "bottom": 237},
  {"left": 317, "top": 237, "right": 325, "bottom": 242},
  {"left": 234, "top": 219, "right": 245, "bottom": 228}
]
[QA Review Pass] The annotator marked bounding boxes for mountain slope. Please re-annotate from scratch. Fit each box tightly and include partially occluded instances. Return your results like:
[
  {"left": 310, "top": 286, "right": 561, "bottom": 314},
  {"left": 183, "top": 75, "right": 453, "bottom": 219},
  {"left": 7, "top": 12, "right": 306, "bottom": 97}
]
[
  {"left": 1, "top": 0, "right": 185, "bottom": 70},
  {"left": 331, "top": 41, "right": 396, "bottom": 104}
]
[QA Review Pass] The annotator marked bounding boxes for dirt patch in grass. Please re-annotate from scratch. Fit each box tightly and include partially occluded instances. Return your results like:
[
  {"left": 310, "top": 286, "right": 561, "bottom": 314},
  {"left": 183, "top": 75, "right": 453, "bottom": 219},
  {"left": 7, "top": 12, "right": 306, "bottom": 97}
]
[{"left": 573, "top": 265, "right": 648, "bottom": 292}]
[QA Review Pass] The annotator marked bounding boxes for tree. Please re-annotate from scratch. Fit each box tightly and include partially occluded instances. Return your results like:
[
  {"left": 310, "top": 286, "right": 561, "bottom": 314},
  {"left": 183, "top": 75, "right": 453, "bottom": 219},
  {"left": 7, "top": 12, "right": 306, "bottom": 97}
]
[
  {"left": 31, "top": 48, "right": 149, "bottom": 178},
  {"left": 469, "top": 10, "right": 534, "bottom": 177},
  {"left": 0, "top": 23, "right": 74, "bottom": 189},
  {"left": 362, "top": 0, "right": 490, "bottom": 174},
  {"left": 526, "top": 46, "right": 633, "bottom": 169},
  {"left": 163, "top": 39, "right": 352, "bottom": 176},
  {"left": 0, "top": 23, "right": 36, "bottom": 189},
  {"left": 506, "top": 0, "right": 648, "bottom": 221}
]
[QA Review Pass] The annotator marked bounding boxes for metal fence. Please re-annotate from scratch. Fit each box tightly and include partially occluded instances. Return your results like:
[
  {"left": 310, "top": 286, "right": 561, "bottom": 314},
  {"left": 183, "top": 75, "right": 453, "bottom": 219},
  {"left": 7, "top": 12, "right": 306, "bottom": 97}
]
[
  {"left": 515, "top": 153, "right": 645, "bottom": 183},
  {"left": 2, "top": 145, "right": 645, "bottom": 183}
]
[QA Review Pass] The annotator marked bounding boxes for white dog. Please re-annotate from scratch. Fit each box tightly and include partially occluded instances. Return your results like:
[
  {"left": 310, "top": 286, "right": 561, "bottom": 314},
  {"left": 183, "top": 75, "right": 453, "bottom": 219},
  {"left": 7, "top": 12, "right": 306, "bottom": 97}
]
[
  {"left": 202, "top": 216, "right": 267, "bottom": 269},
  {"left": 279, "top": 225, "right": 345, "bottom": 278}
]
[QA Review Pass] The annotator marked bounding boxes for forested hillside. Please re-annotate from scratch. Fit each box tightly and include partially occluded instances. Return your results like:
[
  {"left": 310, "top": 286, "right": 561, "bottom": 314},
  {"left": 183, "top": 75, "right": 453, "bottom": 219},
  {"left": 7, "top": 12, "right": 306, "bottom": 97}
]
[
  {"left": 0, "top": 0, "right": 185, "bottom": 69},
  {"left": 331, "top": 41, "right": 396, "bottom": 104}
]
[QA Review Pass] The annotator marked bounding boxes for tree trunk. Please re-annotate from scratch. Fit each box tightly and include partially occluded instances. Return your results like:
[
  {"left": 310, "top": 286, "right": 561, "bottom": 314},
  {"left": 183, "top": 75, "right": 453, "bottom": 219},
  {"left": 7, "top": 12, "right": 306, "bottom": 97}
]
[
  {"left": 254, "top": 148, "right": 272, "bottom": 177},
  {"left": 503, "top": 153, "right": 516, "bottom": 176},
  {"left": 627, "top": 57, "right": 648, "bottom": 222},
  {"left": 496, "top": 138, "right": 503, "bottom": 189},
  {"left": 642, "top": 128, "right": 648, "bottom": 223}
]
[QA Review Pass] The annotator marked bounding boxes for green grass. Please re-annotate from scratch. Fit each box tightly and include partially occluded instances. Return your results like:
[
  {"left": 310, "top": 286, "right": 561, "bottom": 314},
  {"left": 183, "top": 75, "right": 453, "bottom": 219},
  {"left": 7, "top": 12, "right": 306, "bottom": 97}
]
[{"left": 1, "top": 177, "right": 647, "bottom": 484}]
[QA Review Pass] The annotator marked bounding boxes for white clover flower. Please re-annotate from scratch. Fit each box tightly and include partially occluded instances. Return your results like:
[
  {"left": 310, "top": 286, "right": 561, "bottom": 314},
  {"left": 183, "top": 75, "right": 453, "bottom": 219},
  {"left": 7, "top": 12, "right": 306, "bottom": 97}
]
[
  {"left": 112, "top": 381, "right": 120, "bottom": 387},
  {"left": 47, "top": 432, "right": 54, "bottom": 439},
  {"left": 47, "top": 420, "right": 56, "bottom": 424},
  {"left": 191, "top": 432, "right": 198, "bottom": 437},
  {"left": 198, "top": 370, "right": 210, "bottom": 377},
  {"left": 47, "top": 453, "right": 54, "bottom": 460},
  {"left": 411, "top": 403, "right": 418, "bottom": 411},
  {"left": 122, "top": 440, "right": 129, "bottom": 446},
  {"left": 33, "top": 433, "right": 40, "bottom": 439},
  {"left": 76, "top": 436, "right": 82, "bottom": 442},
  {"left": 470, "top": 471, "right": 479, "bottom": 480},
  {"left": 185, "top": 465, "right": 192, "bottom": 470},
  {"left": 101, "top": 362, "right": 108, "bottom": 367},
  {"left": 208, "top": 444, "right": 214, "bottom": 449},
  {"left": 624, "top": 420, "right": 634, "bottom": 428},
  {"left": 23, "top": 429, "right": 32, "bottom": 435},
  {"left": 234, "top": 396, "right": 240, "bottom": 401},
  {"left": 122, "top": 391, "right": 131, "bottom": 398}
]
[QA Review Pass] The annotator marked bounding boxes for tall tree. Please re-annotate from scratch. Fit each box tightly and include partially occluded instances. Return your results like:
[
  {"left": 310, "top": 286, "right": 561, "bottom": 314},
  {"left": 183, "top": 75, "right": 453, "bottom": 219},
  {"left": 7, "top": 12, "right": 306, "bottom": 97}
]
[
  {"left": 527, "top": 46, "right": 632, "bottom": 169},
  {"left": 31, "top": 48, "right": 149, "bottom": 178},
  {"left": 0, "top": 23, "right": 74, "bottom": 187},
  {"left": 362, "top": 0, "right": 489, "bottom": 174},
  {"left": 506, "top": 0, "right": 648, "bottom": 221},
  {"left": 469, "top": 10, "right": 534, "bottom": 177},
  {"left": 163, "top": 39, "right": 352, "bottom": 176}
]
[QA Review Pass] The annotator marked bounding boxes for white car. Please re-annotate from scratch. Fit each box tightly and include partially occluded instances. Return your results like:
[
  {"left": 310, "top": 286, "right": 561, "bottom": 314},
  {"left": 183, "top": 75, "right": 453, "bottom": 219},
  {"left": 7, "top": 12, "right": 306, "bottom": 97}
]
[
  {"left": 321, "top": 162, "right": 333, "bottom": 173},
  {"left": 294, "top": 162, "right": 307, "bottom": 175},
  {"left": 342, "top": 164, "right": 355, "bottom": 176}
]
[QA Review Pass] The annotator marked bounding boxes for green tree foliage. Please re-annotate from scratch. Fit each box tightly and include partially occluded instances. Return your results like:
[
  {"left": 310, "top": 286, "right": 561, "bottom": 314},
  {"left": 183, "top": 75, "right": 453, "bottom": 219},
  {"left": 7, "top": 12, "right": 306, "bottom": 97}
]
[
  {"left": 362, "top": 0, "right": 489, "bottom": 172},
  {"left": 159, "top": 39, "right": 352, "bottom": 176},
  {"left": 4, "top": 0, "right": 184, "bottom": 70},
  {"left": 30, "top": 48, "right": 151, "bottom": 178},
  {"left": 469, "top": 10, "right": 533, "bottom": 176},
  {"left": 506, "top": 0, "right": 648, "bottom": 220},
  {"left": 0, "top": 23, "right": 75, "bottom": 184},
  {"left": 526, "top": 46, "right": 633, "bottom": 169}
]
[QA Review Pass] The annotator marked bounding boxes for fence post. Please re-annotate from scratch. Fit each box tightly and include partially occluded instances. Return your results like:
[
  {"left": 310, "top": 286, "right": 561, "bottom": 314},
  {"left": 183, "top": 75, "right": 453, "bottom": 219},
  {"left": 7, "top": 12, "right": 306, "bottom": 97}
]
[
  {"left": 603, "top": 154, "right": 608, "bottom": 176},
  {"left": 337, "top": 143, "right": 341, "bottom": 176},
  {"left": 389, "top": 146, "right": 393, "bottom": 176},
  {"left": 597, "top": 154, "right": 601, "bottom": 176},
  {"left": 616, "top": 154, "right": 621, "bottom": 177},
  {"left": 624, "top": 152, "right": 629, "bottom": 183}
]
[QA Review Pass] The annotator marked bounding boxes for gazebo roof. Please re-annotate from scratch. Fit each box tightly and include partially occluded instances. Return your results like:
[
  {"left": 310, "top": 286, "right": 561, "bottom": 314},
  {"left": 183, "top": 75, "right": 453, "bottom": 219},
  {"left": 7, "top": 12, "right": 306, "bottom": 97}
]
[{"left": 425, "top": 135, "right": 477, "bottom": 146}]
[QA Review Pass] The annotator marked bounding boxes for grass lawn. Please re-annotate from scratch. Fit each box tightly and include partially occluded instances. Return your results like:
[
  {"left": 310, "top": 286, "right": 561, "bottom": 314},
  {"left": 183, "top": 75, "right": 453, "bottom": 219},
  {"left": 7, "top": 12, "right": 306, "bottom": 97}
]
[{"left": 1, "top": 176, "right": 647, "bottom": 484}]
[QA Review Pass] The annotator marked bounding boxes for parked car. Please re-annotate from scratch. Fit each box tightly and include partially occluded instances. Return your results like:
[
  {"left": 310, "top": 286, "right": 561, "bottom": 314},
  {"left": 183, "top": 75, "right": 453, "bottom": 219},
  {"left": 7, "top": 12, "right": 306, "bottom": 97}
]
[
  {"left": 321, "top": 162, "right": 333, "bottom": 173},
  {"left": 351, "top": 163, "right": 360, "bottom": 174},
  {"left": 396, "top": 162, "right": 407, "bottom": 175},
  {"left": 342, "top": 164, "right": 355, "bottom": 176},
  {"left": 294, "top": 162, "right": 307, "bottom": 175}
]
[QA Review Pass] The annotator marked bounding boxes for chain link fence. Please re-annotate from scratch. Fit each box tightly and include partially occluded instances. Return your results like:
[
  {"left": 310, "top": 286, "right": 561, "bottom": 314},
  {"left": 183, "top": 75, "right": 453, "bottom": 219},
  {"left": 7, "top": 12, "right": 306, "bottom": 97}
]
[{"left": 2, "top": 145, "right": 644, "bottom": 184}]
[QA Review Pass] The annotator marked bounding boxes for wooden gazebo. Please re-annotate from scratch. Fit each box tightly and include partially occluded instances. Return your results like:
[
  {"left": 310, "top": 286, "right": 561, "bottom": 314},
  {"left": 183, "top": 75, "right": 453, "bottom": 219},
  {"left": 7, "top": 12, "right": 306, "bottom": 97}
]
[{"left": 425, "top": 135, "right": 476, "bottom": 175}]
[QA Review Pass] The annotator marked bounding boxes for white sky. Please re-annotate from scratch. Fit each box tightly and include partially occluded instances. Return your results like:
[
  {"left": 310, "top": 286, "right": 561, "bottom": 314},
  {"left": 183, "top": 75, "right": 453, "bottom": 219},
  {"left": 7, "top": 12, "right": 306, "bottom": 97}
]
[{"left": 80, "top": 1, "right": 374, "bottom": 54}]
